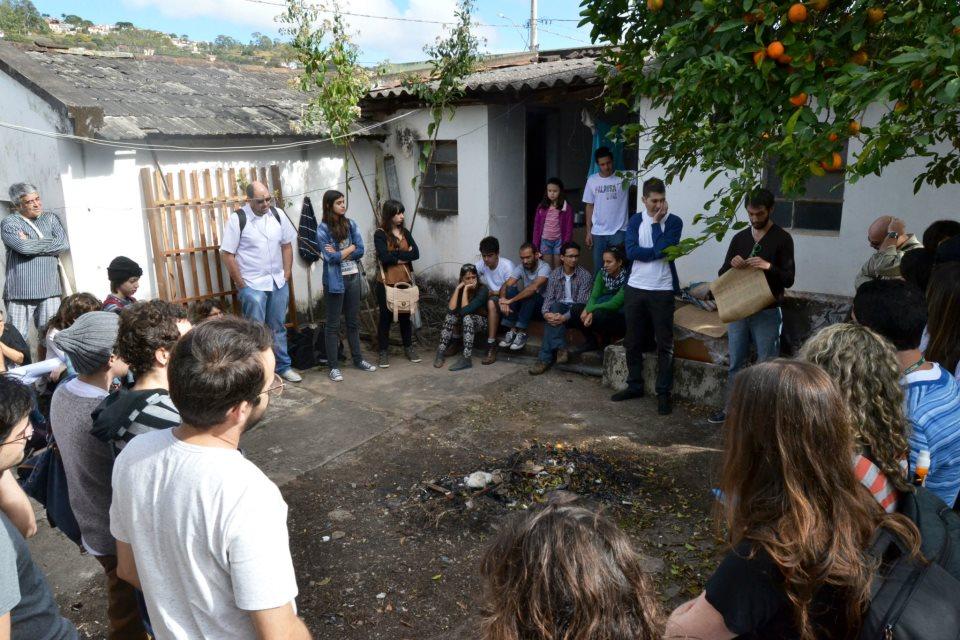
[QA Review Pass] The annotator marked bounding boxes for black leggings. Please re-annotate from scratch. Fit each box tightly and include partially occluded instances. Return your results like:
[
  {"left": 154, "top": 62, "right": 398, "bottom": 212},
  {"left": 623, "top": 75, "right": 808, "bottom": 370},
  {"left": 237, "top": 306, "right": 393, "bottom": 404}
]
[{"left": 375, "top": 282, "right": 413, "bottom": 350}]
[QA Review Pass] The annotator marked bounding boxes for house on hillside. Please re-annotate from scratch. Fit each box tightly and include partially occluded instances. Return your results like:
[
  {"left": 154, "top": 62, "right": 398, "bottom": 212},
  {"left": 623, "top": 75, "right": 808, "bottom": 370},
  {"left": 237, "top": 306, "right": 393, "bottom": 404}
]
[{"left": 0, "top": 41, "right": 382, "bottom": 313}]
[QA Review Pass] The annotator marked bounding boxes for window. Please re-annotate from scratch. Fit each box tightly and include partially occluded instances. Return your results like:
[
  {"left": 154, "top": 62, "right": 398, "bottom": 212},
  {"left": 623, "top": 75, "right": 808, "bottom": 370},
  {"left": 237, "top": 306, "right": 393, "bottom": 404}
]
[
  {"left": 418, "top": 141, "right": 458, "bottom": 216},
  {"left": 764, "top": 150, "right": 846, "bottom": 232}
]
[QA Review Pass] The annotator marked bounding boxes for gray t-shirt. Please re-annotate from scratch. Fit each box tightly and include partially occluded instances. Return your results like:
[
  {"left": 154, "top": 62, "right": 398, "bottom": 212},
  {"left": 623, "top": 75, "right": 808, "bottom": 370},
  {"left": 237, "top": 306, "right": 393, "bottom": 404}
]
[
  {"left": 0, "top": 512, "right": 78, "bottom": 639},
  {"left": 111, "top": 429, "right": 298, "bottom": 639},
  {"left": 511, "top": 260, "right": 551, "bottom": 293},
  {"left": 50, "top": 378, "right": 115, "bottom": 556}
]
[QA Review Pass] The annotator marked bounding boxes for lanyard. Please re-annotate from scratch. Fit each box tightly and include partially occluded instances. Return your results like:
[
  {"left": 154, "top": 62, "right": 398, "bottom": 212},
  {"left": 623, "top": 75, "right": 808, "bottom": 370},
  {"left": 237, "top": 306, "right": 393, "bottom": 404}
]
[{"left": 904, "top": 357, "right": 926, "bottom": 376}]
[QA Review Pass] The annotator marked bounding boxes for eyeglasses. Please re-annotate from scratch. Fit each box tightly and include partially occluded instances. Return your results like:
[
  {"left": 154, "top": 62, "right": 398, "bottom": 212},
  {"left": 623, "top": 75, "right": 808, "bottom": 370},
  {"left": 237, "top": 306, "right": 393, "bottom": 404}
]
[
  {"left": 259, "top": 374, "right": 285, "bottom": 398},
  {"left": 562, "top": 253, "right": 580, "bottom": 259},
  {"left": 0, "top": 423, "right": 33, "bottom": 448},
  {"left": 749, "top": 243, "right": 762, "bottom": 258},
  {"left": 19, "top": 196, "right": 41, "bottom": 207},
  {"left": 250, "top": 196, "right": 273, "bottom": 205}
]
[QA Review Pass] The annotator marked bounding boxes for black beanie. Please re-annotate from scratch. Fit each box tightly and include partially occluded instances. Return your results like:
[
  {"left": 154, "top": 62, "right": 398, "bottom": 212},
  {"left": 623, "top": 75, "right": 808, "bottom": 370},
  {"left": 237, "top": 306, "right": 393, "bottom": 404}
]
[{"left": 107, "top": 256, "right": 143, "bottom": 282}]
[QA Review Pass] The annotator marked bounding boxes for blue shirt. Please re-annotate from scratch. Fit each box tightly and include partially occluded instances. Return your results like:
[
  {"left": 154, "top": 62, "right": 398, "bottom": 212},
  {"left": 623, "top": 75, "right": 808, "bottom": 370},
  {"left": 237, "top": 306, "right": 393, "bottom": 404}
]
[{"left": 904, "top": 363, "right": 960, "bottom": 507}]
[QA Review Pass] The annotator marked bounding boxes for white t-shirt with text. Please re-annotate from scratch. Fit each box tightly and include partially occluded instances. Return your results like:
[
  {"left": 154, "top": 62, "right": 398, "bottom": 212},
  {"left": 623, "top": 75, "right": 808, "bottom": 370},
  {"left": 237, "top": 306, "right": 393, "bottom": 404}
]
[
  {"left": 475, "top": 257, "right": 516, "bottom": 293},
  {"left": 110, "top": 429, "right": 298, "bottom": 640},
  {"left": 628, "top": 212, "right": 673, "bottom": 291},
  {"left": 582, "top": 173, "right": 631, "bottom": 236}
]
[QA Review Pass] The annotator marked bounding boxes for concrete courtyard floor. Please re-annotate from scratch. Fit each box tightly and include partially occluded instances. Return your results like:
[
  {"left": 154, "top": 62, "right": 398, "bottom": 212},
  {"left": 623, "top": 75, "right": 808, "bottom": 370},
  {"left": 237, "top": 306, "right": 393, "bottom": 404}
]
[{"left": 28, "top": 354, "right": 727, "bottom": 639}]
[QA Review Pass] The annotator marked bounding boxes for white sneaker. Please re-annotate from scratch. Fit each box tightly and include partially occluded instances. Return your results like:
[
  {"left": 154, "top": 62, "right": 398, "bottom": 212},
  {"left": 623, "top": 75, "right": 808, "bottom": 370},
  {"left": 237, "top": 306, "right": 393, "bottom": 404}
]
[
  {"left": 279, "top": 369, "right": 302, "bottom": 383},
  {"left": 329, "top": 368, "right": 343, "bottom": 382},
  {"left": 498, "top": 329, "right": 517, "bottom": 348}
]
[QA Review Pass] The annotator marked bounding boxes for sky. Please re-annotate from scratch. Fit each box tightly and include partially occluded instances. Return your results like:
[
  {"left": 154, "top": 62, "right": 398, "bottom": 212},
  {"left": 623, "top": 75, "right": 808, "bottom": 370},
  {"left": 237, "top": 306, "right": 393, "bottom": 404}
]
[{"left": 33, "top": 0, "right": 596, "bottom": 63}]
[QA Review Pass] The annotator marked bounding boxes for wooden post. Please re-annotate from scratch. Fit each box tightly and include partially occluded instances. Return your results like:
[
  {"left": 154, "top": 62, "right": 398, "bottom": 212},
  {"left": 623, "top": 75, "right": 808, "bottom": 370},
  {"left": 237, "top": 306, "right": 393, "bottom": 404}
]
[{"left": 140, "top": 168, "right": 170, "bottom": 300}]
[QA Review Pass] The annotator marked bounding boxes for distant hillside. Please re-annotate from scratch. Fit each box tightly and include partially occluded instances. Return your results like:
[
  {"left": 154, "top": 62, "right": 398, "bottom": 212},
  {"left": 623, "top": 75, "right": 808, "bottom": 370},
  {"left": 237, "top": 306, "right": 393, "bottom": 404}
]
[{"left": 0, "top": 1, "right": 296, "bottom": 68}]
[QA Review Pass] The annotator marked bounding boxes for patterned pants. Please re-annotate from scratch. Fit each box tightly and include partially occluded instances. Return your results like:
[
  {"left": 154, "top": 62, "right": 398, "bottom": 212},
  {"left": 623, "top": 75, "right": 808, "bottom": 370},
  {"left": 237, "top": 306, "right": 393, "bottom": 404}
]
[
  {"left": 437, "top": 313, "right": 488, "bottom": 358},
  {"left": 5, "top": 297, "right": 61, "bottom": 339}
]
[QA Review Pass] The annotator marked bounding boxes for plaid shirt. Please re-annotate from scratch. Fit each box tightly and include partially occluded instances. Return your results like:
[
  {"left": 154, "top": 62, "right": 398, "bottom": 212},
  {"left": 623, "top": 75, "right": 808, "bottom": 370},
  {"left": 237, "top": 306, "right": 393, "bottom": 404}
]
[{"left": 541, "top": 265, "right": 593, "bottom": 316}]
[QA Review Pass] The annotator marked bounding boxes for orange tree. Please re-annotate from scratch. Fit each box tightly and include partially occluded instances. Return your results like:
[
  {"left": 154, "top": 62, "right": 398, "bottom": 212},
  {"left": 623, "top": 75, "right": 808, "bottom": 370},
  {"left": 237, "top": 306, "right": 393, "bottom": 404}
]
[{"left": 579, "top": 0, "right": 960, "bottom": 256}]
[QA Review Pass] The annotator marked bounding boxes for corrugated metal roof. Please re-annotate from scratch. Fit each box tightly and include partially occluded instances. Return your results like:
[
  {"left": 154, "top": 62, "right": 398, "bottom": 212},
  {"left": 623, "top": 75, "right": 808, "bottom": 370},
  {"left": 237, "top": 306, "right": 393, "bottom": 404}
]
[
  {"left": 369, "top": 54, "right": 603, "bottom": 100},
  {"left": 0, "top": 42, "right": 319, "bottom": 141}
]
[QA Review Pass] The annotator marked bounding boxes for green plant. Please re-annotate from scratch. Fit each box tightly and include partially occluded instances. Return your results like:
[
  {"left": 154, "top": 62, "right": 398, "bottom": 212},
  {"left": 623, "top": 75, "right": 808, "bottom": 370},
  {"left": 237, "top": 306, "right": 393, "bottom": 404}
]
[
  {"left": 404, "top": 0, "right": 482, "bottom": 230},
  {"left": 579, "top": 0, "right": 960, "bottom": 258}
]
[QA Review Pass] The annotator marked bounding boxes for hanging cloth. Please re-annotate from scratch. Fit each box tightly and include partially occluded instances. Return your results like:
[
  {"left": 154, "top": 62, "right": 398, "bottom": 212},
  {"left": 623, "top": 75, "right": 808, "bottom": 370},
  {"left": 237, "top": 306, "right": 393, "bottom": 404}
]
[{"left": 297, "top": 196, "right": 321, "bottom": 263}]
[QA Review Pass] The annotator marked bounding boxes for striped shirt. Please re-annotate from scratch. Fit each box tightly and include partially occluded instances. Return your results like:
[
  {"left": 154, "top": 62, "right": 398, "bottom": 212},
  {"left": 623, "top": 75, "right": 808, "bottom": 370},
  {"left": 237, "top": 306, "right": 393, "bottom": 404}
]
[
  {"left": 1, "top": 212, "right": 69, "bottom": 301},
  {"left": 853, "top": 454, "right": 905, "bottom": 513},
  {"left": 903, "top": 363, "right": 960, "bottom": 507}
]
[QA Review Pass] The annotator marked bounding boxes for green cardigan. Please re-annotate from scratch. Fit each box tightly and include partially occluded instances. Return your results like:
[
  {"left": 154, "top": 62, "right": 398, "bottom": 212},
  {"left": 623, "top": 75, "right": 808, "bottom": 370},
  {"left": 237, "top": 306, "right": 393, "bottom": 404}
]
[{"left": 585, "top": 270, "right": 626, "bottom": 313}]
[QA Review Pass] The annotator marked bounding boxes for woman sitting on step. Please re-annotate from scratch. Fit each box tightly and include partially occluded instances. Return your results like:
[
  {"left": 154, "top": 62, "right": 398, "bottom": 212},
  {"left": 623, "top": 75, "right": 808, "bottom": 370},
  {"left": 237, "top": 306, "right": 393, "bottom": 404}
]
[{"left": 434, "top": 264, "right": 489, "bottom": 372}]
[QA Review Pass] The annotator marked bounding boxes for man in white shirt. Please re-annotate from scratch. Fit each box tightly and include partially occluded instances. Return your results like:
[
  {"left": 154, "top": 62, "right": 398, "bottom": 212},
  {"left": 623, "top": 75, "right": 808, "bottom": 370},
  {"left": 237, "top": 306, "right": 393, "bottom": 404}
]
[
  {"left": 475, "top": 236, "right": 516, "bottom": 364},
  {"left": 221, "top": 181, "right": 302, "bottom": 383},
  {"left": 111, "top": 317, "right": 310, "bottom": 640},
  {"left": 611, "top": 178, "right": 683, "bottom": 415},
  {"left": 583, "top": 147, "right": 632, "bottom": 271}
]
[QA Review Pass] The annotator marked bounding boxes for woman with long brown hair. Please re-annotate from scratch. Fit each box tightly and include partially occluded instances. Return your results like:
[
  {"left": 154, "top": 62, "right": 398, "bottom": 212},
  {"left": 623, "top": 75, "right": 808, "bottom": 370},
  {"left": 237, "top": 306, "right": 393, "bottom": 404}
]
[
  {"left": 925, "top": 262, "right": 960, "bottom": 379},
  {"left": 317, "top": 189, "right": 376, "bottom": 381},
  {"left": 373, "top": 199, "right": 420, "bottom": 368},
  {"left": 665, "top": 360, "right": 919, "bottom": 640},
  {"left": 800, "top": 323, "right": 913, "bottom": 507},
  {"left": 480, "top": 494, "right": 663, "bottom": 640}
]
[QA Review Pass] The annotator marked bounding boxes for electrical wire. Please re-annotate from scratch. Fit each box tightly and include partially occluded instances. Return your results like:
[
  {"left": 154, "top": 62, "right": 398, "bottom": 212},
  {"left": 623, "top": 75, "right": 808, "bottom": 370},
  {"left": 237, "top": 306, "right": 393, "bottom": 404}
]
[{"left": 0, "top": 110, "right": 418, "bottom": 154}]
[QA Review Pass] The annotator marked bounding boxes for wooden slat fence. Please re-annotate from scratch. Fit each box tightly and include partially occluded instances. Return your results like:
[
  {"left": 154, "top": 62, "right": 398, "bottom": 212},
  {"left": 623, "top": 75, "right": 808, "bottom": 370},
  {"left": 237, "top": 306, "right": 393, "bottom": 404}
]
[{"left": 139, "top": 165, "right": 297, "bottom": 326}]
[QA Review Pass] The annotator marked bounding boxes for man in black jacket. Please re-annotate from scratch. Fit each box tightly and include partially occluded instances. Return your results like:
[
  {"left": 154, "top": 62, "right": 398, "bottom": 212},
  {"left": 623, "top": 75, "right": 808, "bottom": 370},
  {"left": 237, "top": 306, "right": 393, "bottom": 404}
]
[{"left": 709, "top": 188, "right": 795, "bottom": 424}]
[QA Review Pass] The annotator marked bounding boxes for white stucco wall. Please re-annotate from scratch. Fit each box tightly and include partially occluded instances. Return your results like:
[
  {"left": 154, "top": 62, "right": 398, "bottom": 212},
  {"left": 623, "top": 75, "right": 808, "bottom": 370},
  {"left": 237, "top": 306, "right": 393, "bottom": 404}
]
[
  {"left": 487, "top": 104, "right": 526, "bottom": 260},
  {"left": 379, "top": 106, "right": 492, "bottom": 282},
  {"left": 639, "top": 102, "right": 960, "bottom": 297},
  {"left": 57, "top": 141, "right": 373, "bottom": 311}
]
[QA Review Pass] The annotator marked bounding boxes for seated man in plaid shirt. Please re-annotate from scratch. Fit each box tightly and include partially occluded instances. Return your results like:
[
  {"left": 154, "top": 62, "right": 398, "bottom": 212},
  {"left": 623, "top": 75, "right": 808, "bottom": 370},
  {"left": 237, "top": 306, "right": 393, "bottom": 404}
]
[{"left": 529, "top": 241, "right": 594, "bottom": 375}]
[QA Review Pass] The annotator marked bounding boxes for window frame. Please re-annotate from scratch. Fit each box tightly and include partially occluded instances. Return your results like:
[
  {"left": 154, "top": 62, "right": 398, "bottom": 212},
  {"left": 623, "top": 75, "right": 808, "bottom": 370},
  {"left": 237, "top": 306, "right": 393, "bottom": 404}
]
[
  {"left": 763, "top": 149, "right": 847, "bottom": 233},
  {"left": 417, "top": 140, "right": 459, "bottom": 217}
]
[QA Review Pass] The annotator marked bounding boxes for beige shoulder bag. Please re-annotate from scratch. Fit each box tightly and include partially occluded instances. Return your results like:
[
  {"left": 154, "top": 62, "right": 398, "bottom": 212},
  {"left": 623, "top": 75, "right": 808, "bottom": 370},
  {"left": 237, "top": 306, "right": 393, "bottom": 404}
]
[{"left": 378, "top": 261, "right": 420, "bottom": 322}]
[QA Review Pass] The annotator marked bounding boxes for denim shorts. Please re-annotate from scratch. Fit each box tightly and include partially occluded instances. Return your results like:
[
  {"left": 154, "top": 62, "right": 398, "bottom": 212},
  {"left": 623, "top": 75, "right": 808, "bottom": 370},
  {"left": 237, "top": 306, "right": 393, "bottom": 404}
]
[{"left": 540, "top": 237, "right": 562, "bottom": 255}]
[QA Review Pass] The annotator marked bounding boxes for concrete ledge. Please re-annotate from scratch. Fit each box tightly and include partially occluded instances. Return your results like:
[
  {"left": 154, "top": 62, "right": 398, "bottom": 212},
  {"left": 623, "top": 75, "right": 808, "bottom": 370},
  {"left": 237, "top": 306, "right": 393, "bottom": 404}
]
[{"left": 602, "top": 345, "right": 726, "bottom": 407}]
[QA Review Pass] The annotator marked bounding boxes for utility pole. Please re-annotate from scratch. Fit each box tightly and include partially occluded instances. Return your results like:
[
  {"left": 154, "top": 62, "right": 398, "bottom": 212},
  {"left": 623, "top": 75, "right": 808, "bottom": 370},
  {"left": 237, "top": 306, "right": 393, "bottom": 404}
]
[{"left": 529, "top": 0, "right": 538, "bottom": 55}]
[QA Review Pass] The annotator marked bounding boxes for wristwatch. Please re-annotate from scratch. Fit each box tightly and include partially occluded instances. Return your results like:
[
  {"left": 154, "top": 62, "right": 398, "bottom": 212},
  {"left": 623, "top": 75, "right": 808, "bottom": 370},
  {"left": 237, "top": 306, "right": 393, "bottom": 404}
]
[{"left": 887, "top": 231, "right": 899, "bottom": 239}]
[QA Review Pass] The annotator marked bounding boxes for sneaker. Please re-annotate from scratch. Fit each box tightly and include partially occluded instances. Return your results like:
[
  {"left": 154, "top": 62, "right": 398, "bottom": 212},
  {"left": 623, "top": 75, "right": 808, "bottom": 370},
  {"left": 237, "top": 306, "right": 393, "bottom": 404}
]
[
  {"left": 658, "top": 394, "right": 673, "bottom": 416},
  {"left": 610, "top": 388, "right": 643, "bottom": 402},
  {"left": 556, "top": 349, "right": 569, "bottom": 365},
  {"left": 279, "top": 369, "right": 302, "bottom": 383},
  {"left": 707, "top": 411, "right": 726, "bottom": 425},
  {"left": 481, "top": 342, "right": 498, "bottom": 365},
  {"left": 449, "top": 356, "right": 472, "bottom": 372},
  {"left": 509, "top": 332, "right": 528, "bottom": 351},
  {"left": 405, "top": 347, "right": 422, "bottom": 363},
  {"left": 529, "top": 360, "right": 551, "bottom": 375},
  {"left": 355, "top": 360, "right": 377, "bottom": 372},
  {"left": 329, "top": 368, "right": 344, "bottom": 382},
  {"left": 433, "top": 350, "right": 446, "bottom": 368},
  {"left": 378, "top": 351, "right": 390, "bottom": 368},
  {"left": 498, "top": 329, "right": 517, "bottom": 349}
]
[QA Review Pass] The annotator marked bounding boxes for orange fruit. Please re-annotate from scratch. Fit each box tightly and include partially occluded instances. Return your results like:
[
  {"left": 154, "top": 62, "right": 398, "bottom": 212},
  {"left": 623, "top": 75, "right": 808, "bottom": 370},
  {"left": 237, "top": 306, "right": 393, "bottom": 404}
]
[
  {"left": 828, "top": 133, "right": 839, "bottom": 142},
  {"left": 787, "top": 3, "right": 808, "bottom": 23},
  {"left": 761, "top": 132, "right": 771, "bottom": 140},
  {"left": 910, "top": 79, "right": 924, "bottom": 91},
  {"left": 850, "top": 50, "right": 869, "bottom": 65},
  {"left": 647, "top": 0, "right": 664, "bottom": 10},
  {"left": 789, "top": 92, "right": 809, "bottom": 107},
  {"left": 778, "top": 54, "right": 793, "bottom": 64},
  {"left": 848, "top": 120, "right": 862, "bottom": 135},
  {"left": 766, "top": 41, "right": 785, "bottom": 59},
  {"left": 820, "top": 152, "right": 843, "bottom": 172},
  {"left": 810, "top": 0, "right": 829, "bottom": 9},
  {"left": 894, "top": 101, "right": 909, "bottom": 113},
  {"left": 954, "top": 26, "right": 960, "bottom": 36},
  {"left": 823, "top": 57, "right": 837, "bottom": 68},
  {"left": 866, "top": 7, "right": 885, "bottom": 24},
  {"left": 753, "top": 50, "right": 766, "bottom": 66}
]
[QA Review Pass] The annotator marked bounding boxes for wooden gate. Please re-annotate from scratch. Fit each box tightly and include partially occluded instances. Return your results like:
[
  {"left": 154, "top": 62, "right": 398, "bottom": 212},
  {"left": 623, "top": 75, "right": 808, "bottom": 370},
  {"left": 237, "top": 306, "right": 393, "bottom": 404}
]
[{"left": 138, "top": 165, "right": 296, "bottom": 325}]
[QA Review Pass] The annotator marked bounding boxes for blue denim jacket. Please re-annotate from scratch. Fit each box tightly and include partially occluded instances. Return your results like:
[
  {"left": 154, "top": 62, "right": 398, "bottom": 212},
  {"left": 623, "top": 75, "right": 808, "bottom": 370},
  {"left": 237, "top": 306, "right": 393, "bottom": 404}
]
[{"left": 316, "top": 219, "right": 365, "bottom": 294}]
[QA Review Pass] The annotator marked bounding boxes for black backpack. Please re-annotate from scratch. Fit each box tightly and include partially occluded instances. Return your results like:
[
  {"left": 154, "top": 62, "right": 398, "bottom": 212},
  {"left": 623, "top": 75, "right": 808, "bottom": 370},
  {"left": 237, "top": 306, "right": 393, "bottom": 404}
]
[
  {"left": 234, "top": 207, "right": 281, "bottom": 233},
  {"left": 859, "top": 488, "right": 960, "bottom": 639}
]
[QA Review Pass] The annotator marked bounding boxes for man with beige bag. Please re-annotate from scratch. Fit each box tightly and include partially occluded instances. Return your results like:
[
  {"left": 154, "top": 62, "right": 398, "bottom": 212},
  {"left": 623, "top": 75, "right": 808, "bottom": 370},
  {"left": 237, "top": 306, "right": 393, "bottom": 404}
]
[
  {"left": 708, "top": 188, "right": 794, "bottom": 424},
  {"left": 2, "top": 183, "right": 70, "bottom": 341}
]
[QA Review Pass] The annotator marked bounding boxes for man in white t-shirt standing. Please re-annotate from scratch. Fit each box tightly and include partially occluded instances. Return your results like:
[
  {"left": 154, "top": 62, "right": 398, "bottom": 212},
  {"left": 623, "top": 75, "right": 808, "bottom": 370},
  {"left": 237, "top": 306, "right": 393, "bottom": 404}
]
[
  {"left": 474, "top": 236, "right": 516, "bottom": 364},
  {"left": 110, "top": 317, "right": 310, "bottom": 640},
  {"left": 611, "top": 178, "right": 683, "bottom": 416},
  {"left": 583, "top": 147, "right": 632, "bottom": 271},
  {"left": 221, "top": 181, "right": 302, "bottom": 383}
]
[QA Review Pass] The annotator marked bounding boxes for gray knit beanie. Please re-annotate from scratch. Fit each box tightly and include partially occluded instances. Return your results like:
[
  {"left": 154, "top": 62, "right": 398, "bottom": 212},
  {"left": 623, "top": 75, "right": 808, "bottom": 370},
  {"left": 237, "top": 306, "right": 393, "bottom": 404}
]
[{"left": 53, "top": 311, "right": 119, "bottom": 375}]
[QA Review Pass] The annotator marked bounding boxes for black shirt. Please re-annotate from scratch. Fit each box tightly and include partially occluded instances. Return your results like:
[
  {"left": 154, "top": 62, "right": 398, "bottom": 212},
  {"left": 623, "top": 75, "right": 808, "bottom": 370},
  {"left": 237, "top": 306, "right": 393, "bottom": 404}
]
[
  {"left": 705, "top": 542, "right": 850, "bottom": 639},
  {"left": 718, "top": 224, "right": 795, "bottom": 306},
  {"left": 0, "top": 323, "right": 31, "bottom": 369}
]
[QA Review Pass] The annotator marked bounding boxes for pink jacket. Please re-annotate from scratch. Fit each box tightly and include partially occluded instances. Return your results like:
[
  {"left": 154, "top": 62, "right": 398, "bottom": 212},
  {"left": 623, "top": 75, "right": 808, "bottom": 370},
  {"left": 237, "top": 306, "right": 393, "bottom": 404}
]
[{"left": 532, "top": 202, "right": 574, "bottom": 248}]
